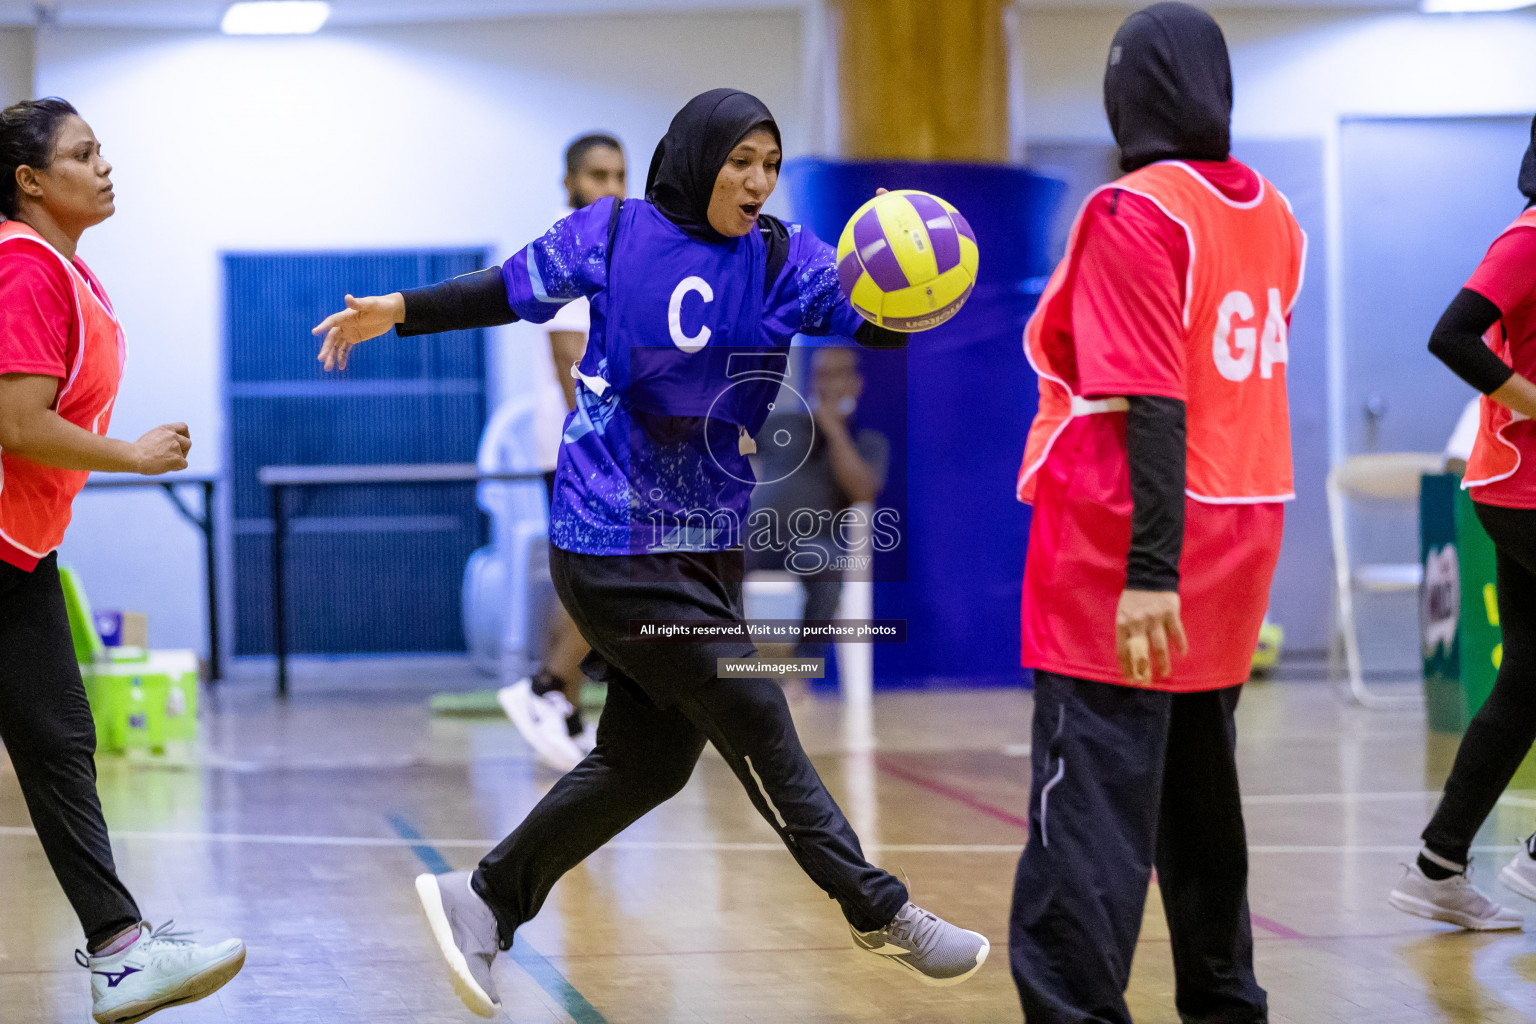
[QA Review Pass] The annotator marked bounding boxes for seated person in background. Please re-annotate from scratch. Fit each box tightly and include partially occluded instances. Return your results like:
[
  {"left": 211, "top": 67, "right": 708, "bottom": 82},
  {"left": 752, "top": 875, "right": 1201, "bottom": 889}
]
[{"left": 747, "top": 346, "right": 888, "bottom": 673}]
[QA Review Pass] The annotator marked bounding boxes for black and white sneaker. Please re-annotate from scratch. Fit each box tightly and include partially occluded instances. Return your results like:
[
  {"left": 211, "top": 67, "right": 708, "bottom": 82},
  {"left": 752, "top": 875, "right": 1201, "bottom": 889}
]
[{"left": 498, "top": 677, "right": 584, "bottom": 772}]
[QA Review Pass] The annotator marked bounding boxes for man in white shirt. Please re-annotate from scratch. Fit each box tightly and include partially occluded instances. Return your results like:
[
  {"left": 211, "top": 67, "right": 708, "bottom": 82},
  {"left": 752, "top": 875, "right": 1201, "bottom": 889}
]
[{"left": 499, "top": 133, "right": 627, "bottom": 772}]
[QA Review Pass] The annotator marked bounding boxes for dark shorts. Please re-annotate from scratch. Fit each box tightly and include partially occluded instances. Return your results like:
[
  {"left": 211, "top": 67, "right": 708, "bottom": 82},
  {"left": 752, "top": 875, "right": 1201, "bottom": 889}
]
[
  {"left": 550, "top": 545, "right": 757, "bottom": 708},
  {"left": 542, "top": 470, "right": 557, "bottom": 506}
]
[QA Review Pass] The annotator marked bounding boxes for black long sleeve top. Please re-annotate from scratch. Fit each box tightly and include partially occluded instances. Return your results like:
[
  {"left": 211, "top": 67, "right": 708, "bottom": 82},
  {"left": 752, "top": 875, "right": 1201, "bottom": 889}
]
[
  {"left": 1427, "top": 288, "right": 1511, "bottom": 396},
  {"left": 1124, "top": 395, "right": 1186, "bottom": 592}
]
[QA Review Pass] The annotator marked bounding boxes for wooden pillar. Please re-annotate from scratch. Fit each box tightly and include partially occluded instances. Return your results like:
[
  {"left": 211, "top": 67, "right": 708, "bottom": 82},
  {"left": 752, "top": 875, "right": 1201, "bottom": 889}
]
[{"left": 828, "top": 0, "right": 1011, "bottom": 162}]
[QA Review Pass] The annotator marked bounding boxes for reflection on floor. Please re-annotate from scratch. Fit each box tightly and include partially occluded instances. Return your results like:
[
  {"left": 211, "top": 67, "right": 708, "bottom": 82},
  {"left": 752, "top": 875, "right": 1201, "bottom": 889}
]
[{"left": 3, "top": 659, "right": 1536, "bottom": 1023}]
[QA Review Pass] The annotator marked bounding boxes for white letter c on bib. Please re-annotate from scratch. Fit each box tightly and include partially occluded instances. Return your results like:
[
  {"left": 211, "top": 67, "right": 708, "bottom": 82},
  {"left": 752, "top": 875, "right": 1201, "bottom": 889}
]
[{"left": 668, "top": 277, "right": 714, "bottom": 353}]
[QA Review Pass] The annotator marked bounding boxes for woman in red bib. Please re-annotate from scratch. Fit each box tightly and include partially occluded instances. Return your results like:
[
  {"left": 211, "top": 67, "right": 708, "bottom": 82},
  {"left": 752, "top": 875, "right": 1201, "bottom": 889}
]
[
  {"left": 1010, "top": 7, "right": 1302, "bottom": 1022},
  {"left": 0, "top": 98, "right": 244, "bottom": 1023},
  {"left": 1389, "top": 116, "right": 1536, "bottom": 931}
]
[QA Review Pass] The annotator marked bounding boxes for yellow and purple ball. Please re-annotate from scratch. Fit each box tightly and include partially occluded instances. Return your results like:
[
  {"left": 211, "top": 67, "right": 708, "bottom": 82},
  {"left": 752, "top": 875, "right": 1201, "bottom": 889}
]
[{"left": 836, "top": 189, "right": 979, "bottom": 333}]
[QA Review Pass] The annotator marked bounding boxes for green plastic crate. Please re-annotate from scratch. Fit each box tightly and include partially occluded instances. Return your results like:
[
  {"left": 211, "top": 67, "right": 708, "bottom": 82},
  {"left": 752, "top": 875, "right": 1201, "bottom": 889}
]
[{"left": 59, "top": 564, "right": 200, "bottom": 754}]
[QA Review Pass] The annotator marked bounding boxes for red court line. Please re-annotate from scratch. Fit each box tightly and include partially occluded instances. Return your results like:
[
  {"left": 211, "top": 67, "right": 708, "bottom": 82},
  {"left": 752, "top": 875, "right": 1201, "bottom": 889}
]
[
  {"left": 1250, "top": 914, "right": 1306, "bottom": 940},
  {"left": 874, "top": 756, "right": 1031, "bottom": 830},
  {"left": 875, "top": 756, "right": 1310, "bottom": 941}
]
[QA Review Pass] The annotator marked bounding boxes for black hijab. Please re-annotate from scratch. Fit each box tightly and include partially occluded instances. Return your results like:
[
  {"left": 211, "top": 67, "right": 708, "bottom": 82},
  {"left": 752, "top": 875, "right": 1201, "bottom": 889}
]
[
  {"left": 1520, "top": 114, "right": 1536, "bottom": 207},
  {"left": 1104, "top": 2, "right": 1233, "bottom": 174},
  {"left": 646, "top": 88, "right": 781, "bottom": 243}
]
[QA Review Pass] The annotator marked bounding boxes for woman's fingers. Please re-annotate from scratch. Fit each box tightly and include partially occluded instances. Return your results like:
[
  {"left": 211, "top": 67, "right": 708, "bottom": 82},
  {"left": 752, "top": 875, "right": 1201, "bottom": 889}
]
[
  {"left": 1168, "top": 613, "right": 1190, "bottom": 657},
  {"left": 1126, "top": 633, "right": 1151, "bottom": 684},
  {"left": 321, "top": 327, "right": 350, "bottom": 371},
  {"left": 1115, "top": 590, "right": 1186, "bottom": 684},
  {"left": 312, "top": 306, "right": 356, "bottom": 339},
  {"left": 1148, "top": 620, "right": 1171, "bottom": 679},
  {"left": 1115, "top": 618, "right": 1144, "bottom": 682}
]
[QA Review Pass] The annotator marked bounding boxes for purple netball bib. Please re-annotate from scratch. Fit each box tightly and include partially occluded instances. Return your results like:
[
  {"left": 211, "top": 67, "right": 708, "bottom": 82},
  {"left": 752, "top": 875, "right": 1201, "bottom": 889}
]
[{"left": 501, "top": 198, "right": 861, "bottom": 554}]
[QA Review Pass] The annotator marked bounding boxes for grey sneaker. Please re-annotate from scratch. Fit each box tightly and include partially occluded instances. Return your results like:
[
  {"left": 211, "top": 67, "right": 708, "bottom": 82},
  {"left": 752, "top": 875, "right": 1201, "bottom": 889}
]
[
  {"left": 80, "top": 921, "right": 245, "bottom": 1024},
  {"left": 850, "top": 902, "right": 989, "bottom": 986},
  {"left": 1499, "top": 832, "right": 1536, "bottom": 903},
  {"left": 1389, "top": 861, "right": 1523, "bottom": 931},
  {"left": 416, "top": 872, "right": 501, "bottom": 1016}
]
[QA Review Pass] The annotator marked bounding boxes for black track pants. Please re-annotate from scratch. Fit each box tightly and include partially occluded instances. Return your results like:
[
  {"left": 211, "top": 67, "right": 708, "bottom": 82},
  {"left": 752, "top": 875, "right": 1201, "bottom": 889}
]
[
  {"left": 472, "top": 546, "right": 908, "bottom": 947},
  {"left": 1010, "top": 671, "right": 1267, "bottom": 1024},
  {"left": 0, "top": 553, "right": 140, "bottom": 948}
]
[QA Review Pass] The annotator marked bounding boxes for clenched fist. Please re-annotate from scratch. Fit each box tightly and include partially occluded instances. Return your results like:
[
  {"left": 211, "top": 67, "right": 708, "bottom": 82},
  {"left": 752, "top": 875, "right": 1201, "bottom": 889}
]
[{"left": 132, "top": 423, "right": 191, "bottom": 476}]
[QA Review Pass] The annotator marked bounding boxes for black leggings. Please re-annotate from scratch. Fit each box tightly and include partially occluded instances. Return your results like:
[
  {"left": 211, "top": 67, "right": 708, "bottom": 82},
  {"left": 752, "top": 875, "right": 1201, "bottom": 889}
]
[
  {"left": 0, "top": 553, "right": 140, "bottom": 947},
  {"left": 1423, "top": 502, "right": 1536, "bottom": 864},
  {"left": 471, "top": 546, "right": 908, "bottom": 947}
]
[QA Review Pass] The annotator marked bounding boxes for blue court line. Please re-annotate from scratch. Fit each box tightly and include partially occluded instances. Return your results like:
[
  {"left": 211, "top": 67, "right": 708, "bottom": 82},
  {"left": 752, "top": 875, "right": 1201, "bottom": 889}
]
[
  {"left": 386, "top": 814, "right": 612, "bottom": 1024},
  {"left": 386, "top": 814, "right": 454, "bottom": 875}
]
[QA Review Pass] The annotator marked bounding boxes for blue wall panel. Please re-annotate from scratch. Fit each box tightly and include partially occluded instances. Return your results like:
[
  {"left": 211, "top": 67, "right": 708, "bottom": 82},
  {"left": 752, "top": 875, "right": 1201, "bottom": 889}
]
[
  {"left": 785, "top": 161, "right": 1065, "bottom": 688},
  {"left": 226, "top": 251, "right": 488, "bottom": 655}
]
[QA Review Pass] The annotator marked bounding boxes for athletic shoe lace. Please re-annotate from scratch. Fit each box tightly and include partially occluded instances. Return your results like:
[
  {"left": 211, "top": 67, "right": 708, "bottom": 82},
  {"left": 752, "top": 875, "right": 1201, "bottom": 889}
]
[
  {"left": 888, "top": 906, "right": 945, "bottom": 958},
  {"left": 141, "top": 920, "right": 197, "bottom": 948},
  {"left": 73, "top": 920, "right": 195, "bottom": 969}
]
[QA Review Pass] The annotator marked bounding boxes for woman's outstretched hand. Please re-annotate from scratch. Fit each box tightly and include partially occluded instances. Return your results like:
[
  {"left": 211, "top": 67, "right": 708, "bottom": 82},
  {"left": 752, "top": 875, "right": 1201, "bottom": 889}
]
[{"left": 313, "top": 292, "right": 405, "bottom": 371}]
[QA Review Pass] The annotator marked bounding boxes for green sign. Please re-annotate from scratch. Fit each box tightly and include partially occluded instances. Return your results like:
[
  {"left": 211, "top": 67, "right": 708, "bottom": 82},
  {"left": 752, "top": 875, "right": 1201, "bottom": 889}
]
[{"left": 1420, "top": 474, "right": 1502, "bottom": 733}]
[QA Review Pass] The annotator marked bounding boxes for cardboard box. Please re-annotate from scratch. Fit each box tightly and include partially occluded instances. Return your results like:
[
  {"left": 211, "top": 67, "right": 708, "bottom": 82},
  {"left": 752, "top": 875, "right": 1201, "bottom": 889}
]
[{"left": 95, "top": 610, "right": 148, "bottom": 648}]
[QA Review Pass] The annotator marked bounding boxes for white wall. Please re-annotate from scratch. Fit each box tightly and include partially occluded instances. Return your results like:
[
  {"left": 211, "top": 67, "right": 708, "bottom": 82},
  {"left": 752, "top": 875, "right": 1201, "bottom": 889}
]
[
  {"left": 1018, "top": 9, "right": 1536, "bottom": 142},
  {"left": 0, "top": 27, "right": 32, "bottom": 105},
  {"left": 40, "top": 11, "right": 803, "bottom": 651}
]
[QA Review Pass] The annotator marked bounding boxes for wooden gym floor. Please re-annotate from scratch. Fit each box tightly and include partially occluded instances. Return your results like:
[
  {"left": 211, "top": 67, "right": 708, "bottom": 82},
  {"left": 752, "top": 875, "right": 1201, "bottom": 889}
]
[{"left": 4, "top": 659, "right": 1536, "bottom": 1023}]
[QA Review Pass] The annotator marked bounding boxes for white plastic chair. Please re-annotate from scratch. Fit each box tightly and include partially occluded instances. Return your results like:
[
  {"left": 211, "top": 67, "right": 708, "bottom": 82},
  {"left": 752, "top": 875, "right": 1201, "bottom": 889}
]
[
  {"left": 1327, "top": 452, "right": 1444, "bottom": 708},
  {"left": 462, "top": 397, "right": 553, "bottom": 677}
]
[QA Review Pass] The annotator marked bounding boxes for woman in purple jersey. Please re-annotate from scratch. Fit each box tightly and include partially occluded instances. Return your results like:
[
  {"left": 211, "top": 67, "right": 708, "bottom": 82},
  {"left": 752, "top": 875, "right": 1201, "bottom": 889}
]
[{"left": 312, "top": 89, "right": 989, "bottom": 1015}]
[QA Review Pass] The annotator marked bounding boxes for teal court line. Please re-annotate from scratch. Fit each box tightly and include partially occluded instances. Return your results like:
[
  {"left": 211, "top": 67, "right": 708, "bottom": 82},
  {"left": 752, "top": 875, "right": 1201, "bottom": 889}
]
[{"left": 386, "top": 814, "right": 613, "bottom": 1024}]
